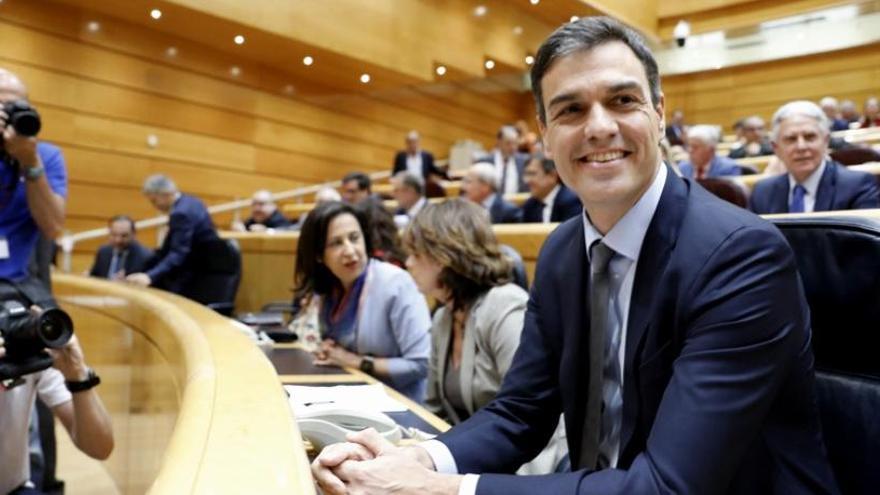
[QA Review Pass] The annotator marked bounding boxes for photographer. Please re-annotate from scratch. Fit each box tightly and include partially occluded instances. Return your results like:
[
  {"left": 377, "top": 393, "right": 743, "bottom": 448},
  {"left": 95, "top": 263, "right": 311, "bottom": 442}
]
[
  {"left": 0, "top": 295, "right": 114, "bottom": 495},
  {"left": 0, "top": 69, "right": 66, "bottom": 284}
]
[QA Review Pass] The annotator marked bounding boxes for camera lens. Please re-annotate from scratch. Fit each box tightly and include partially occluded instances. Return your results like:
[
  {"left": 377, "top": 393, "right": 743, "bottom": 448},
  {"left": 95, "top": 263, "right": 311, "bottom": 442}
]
[{"left": 36, "top": 309, "right": 73, "bottom": 348}]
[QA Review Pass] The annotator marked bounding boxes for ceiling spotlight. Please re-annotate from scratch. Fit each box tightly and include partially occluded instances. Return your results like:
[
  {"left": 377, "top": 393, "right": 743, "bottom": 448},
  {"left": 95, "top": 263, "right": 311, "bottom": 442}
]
[
  {"left": 525, "top": 55, "right": 535, "bottom": 65},
  {"left": 513, "top": 26, "right": 523, "bottom": 35},
  {"left": 165, "top": 46, "right": 178, "bottom": 57},
  {"left": 530, "top": 0, "right": 540, "bottom": 5},
  {"left": 360, "top": 73, "right": 371, "bottom": 84},
  {"left": 233, "top": 34, "right": 245, "bottom": 45},
  {"left": 86, "top": 21, "right": 101, "bottom": 33},
  {"left": 474, "top": 5, "right": 488, "bottom": 17},
  {"left": 484, "top": 59, "right": 495, "bottom": 70},
  {"left": 229, "top": 66, "right": 241, "bottom": 77},
  {"left": 435, "top": 65, "right": 447, "bottom": 76},
  {"left": 303, "top": 55, "right": 314, "bottom": 66},
  {"left": 150, "top": 9, "right": 162, "bottom": 20}
]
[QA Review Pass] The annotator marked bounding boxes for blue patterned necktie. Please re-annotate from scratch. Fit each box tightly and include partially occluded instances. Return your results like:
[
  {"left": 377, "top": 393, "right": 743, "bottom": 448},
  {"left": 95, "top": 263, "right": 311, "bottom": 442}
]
[{"left": 790, "top": 184, "right": 806, "bottom": 213}]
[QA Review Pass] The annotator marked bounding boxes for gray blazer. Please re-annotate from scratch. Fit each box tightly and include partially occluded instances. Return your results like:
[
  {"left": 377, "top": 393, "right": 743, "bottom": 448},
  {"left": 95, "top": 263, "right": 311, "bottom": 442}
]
[
  {"left": 352, "top": 260, "right": 432, "bottom": 402},
  {"left": 425, "top": 283, "right": 528, "bottom": 422}
]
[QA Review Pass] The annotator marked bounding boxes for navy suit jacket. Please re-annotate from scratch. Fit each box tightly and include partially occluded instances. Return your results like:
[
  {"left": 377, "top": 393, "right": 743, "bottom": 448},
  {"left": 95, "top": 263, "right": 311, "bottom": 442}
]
[
  {"left": 392, "top": 150, "right": 445, "bottom": 180},
  {"left": 520, "top": 185, "right": 582, "bottom": 223},
  {"left": 489, "top": 195, "right": 522, "bottom": 224},
  {"left": 476, "top": 151, "right": 530, "bottom": 193},
  {"left": 438, "top": 167, "right": 838, "bottom": 494},
  {"left": 145, "top": 194, "right": 219, "bottom": 293},
  {"left": 678, "top": 156, "right": 742, "bottom": 179},
  {"left": 89, "top": 242, "right": 153, "bottom": 278},
  {"left": 749, "top": 160, "right": 880, "bottom": 214}
]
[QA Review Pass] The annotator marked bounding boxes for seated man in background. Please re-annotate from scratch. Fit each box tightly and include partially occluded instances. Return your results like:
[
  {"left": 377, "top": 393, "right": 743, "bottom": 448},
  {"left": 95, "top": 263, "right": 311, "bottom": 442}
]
[
  {"left": 392, "top": 131, "right": 445, "bottom": 183},
  {"left": 664, "top": 109, "right": 686, "bottom": 146},
  {"left": 1, "top": 295, "right": 114, "bottom": 495},
  {"left": 89, "top": 215, "right": 152, "bottom": 280},
  {"left": 340, "top": 172, "right": 373, "bottom": 205},
  {"left": 727, "top": 115, "right": 774, "bottom": 158},
  {"left": 819, "top": 96, "right": 850, "bottom": 132},
  {"left": 126, "top": 174, "right": 219, "bottom": 293},
  {"left": 476, "top": 126, "right": 530, "bottom": 195},
  {"left": 232, "top": 189, "right": 290, "bottom": 232},
  {"left": 858, "top": 96, "right": 880, "bottom": 128},
  {"left": 677, "top": 125, "right": 741, "bottom": 179},
  {"left": 461, "top": 163, "right": 521, "bottom": 224},
  {"left": 839, "top": 99, "right": 860, "bottom": 125},
  {"left": 750, "top": 100, "right": 880, "bottom": 214},
  {"left": 520, "top": 155, "right": 581, "bottom": 223},
  {"left": 391, "top": 171, "right": 427, "bottom": 228}
]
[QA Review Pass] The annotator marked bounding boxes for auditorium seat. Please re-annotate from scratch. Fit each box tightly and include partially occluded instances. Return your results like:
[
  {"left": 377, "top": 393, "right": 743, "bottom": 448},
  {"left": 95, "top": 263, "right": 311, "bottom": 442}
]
[
  {"left": 182, "top": 238, "right": 242, "bottom": 315},
  {"left": 771, "top": 214, "right": 880, "bottom": 494},
  {"left": 830, "top": 146, "right": 880, "bottom": 166},
  {"left": 696, "top": 178, "right": 749, "bottom": 208}
]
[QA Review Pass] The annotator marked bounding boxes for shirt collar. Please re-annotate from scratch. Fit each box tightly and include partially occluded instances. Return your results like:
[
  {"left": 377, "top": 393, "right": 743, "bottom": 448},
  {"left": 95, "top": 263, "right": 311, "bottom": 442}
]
[
  {"left": 408, "top": 196, "right": 427, "bottom": 216},
  {"left": 482, "top": 193, "right": 497, "bottom": 210},
  {"left": 583, "top": 163, "right": 666, "bottom": 263},
  {"left": 788, "top": 159, "right": 826, "bottom": 197},
  {"left": 542, "top": 184, "right": 561, "bottom": 206}
]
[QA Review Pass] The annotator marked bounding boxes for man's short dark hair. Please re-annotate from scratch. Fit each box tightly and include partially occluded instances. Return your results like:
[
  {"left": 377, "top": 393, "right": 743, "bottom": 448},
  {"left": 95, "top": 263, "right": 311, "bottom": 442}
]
[
  {"left": 530, "top": 16, "right": 661, "bottom": 124},
  {"left": 108, "top": 214, "right": 136, "bottom": 233},
  {"left": 342, "top": 172, "right": 371, "bottom": 192},
  {"left": 529, "top": 153, "right": 557, "bottom": 175},
  {"left": 394, "top": 171, "right": 424, "bottom": 196}
]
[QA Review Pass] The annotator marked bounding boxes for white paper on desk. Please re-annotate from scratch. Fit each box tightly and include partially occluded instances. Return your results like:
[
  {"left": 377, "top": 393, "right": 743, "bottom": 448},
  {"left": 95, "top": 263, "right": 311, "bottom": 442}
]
[{"left": 285, "top": 383, "right": 407, "bottom": 415}]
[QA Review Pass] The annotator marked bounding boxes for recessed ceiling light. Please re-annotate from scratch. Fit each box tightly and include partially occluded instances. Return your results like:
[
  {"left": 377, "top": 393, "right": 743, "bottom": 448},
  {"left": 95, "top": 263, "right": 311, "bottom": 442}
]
[
  {"left": 303, "top": 55, "right": 314, "bottom": 66},
  {"left": 165, "top": 46, "right": 178, "bottom": 57},
  {"left": 570, "top": 16, "right": 579, "bottom": 23},
  {"left": 283, "top": 84, "right": 295, "bottom": 95},
  {"left": 229, "top": 66, "right": 241, "bottom": 77},
  {"left": 474, "top": 5, "right": 488, "bottom": 17},
  {"left": 86, "top": 21, "right": 101, "bottom": 33},
  {"left": 150, "top": 9, "right": 162, "bottom": 20},
  {"left": 233, "top": 34, "right": 245, "bottom": 45},
  {"left": 530, "top": 0, "right": 540, "bottom": 5},
  {"left": 513, "top": 26, "right": 523, "bottom": 35},
  {"left": 484, "top": 59, "right": 495, "bottom": 70},
  {"left": 525, "top": 55, "right": 535, "bottom": 65},
  {"left": 360, "top": 73, "right": 371, "bottom": 84},
  {"left": 436, "top": 65, "right": 447, "bottom": 76}
]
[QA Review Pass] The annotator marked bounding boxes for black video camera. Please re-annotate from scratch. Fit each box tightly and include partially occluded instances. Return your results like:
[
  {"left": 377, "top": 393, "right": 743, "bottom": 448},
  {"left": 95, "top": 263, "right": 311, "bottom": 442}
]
[
  {"left": 0, "top": 300, "right": 73, "bottom": 382},
  {"left": 2, "top": 100, "right": 42, "bottom": 137}
]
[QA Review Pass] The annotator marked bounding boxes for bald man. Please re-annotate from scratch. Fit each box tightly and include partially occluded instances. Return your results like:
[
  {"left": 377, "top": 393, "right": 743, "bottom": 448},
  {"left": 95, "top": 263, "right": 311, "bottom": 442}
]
[
  {"left": 0, "top": 68, "right": 67, "bottom": 284},
  {"left": 242, "top": 190, "right": 291, "bottom": 231}
]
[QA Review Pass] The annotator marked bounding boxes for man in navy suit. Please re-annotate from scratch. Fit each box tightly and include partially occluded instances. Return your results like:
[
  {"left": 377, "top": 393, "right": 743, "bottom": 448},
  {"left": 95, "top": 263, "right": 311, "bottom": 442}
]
[
  {"left": 520, "top": 154, "right": 581, "bottom": 223},
  {"left": 392, "top": 130, "right": 446, "bottom": 182},
  {"left": 477, "top": 126, "right": 530, "bottom": 195},
  {"left": 126, "top": 174, "right": 219, "bottom": 294},
  {"left": 89, "top": 215, "right": 152, "bottom": 279},
  {"left": 677, "top": 125, "right": 742, "bottom": 179},
  {"left": 462, "top": 163, "right": 521, "bottom": 224},
  {"left": 750, "top": 100, "right": 880, "bottom": 214},
  {"left": 314, "top": 17, "right": 838, "bottom": 495}
]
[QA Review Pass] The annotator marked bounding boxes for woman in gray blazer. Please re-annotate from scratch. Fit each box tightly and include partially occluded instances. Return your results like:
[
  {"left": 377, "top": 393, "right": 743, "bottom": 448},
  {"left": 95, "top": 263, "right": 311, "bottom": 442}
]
[
  {"left": 403, "top": 199, "right": 567, "bottom": 473},
  {"left": 290, "top": 201, "right": 431, "bottom": 402}
]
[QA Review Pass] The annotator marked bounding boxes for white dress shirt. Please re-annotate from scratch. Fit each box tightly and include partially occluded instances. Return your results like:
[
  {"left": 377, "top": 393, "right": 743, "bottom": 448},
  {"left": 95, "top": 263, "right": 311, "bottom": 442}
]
[
  {"left": 422, "top": 164, "right": 668, "bottom": 494},
  {"left": 407, "top": 152, "right": 424, "bottom": 177},
  {"left": 540, "top": 185, "right": 561, "bottom": 223},
  {"left": 493, "top": 151, "right": 520, "bottom": 196},
  {"left": 787, "top": 159, "right": 826, "bottom": 213}
]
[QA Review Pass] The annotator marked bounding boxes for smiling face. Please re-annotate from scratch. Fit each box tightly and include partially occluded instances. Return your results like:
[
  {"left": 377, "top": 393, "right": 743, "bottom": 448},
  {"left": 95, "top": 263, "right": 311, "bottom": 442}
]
[
  {"left": 773, "top": 114, "right": 829, "bottom": 183},
  {"left": 322, "top": 213, "right": 368, "bottom": 290},
  {"left": 537, "top": 42, "right": 663, "bottom": 229}
]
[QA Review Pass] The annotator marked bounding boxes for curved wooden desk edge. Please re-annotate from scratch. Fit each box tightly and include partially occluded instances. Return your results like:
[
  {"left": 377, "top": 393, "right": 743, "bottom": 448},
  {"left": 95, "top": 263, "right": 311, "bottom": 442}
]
[{"left": 53, "top": 274, "right": 315, "bottom": 495}]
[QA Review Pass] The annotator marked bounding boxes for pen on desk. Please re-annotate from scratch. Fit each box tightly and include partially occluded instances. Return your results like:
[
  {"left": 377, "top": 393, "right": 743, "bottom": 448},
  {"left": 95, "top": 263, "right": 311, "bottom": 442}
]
[{"left": 304, "top": 400, "right": 335, "bottom": 407}]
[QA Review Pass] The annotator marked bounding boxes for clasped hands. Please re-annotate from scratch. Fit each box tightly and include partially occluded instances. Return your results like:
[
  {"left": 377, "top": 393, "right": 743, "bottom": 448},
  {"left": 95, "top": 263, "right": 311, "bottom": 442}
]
[
  {"left": 313, "top": 338, "right": 360, "bottom": 368},
  {"left": 311, "top": 428, "right": 461, "bottom": 495}
]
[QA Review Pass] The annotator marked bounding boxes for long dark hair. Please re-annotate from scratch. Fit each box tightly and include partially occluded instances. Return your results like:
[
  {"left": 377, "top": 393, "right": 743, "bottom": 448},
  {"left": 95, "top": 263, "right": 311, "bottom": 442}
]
[
  {"left": 293, "top": 201, "right": 373, "bottom": 302},
  {"left": 356, "top": 198, "right": 406, "bottom": 267}
]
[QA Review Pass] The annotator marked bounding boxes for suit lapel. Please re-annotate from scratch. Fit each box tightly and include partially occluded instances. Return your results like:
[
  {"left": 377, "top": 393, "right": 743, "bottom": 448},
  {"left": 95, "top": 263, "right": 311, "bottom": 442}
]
[
  {"left": 434, "top": 310, "right": 459, "bottom": 422},
  {"left": 813, "top": 161, "right": 836, "bottom": 212},
  {"left": 772, "top": 176, "right": 790, "bottom": 213},
  {"left": 619, "top": 168, "right": 684, "bottom": 460},
  {"left": 459, "top": 304, "right": 480, "bottom": 415}
]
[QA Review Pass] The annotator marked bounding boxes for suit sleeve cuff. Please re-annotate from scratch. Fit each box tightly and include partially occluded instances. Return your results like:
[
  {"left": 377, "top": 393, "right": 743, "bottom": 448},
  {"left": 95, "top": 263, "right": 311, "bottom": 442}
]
[{"left": 420, "top": 439, "right": 458, "bottom": 473}]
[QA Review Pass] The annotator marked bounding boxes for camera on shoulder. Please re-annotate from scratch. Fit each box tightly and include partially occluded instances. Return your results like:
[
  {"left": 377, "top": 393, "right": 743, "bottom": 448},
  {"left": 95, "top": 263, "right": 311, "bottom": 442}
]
[
  {"left": 0, "top": 298, "right": 73, "bottom": 382},
  {"left": 2, "top": 99, "right": 42, "bottom": 137}
]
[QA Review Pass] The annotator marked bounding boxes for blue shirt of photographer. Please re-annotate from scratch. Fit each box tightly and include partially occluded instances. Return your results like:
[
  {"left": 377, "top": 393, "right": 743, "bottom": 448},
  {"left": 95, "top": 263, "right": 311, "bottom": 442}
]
[{"left": 0, "top": 142, "right": 68, "bottom": 281}]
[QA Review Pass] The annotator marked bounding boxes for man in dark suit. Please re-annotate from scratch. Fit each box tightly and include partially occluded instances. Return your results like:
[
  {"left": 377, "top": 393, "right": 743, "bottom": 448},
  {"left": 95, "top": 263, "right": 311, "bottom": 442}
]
[
  {"left": 664, "top": 109, "right": 686, "bottom": 146},
  {"left": 313, "top": 17, "right": 838, "bottom": 495},
  {"left": 750, "top": 100, "right": 880, "bottom": 214},
  {"left": 677, "top": 125, "right": 742, "bottom": 179},
  {"left": 89, "top": 215, "right": 152, "bottom": 279},
  {"left": 233, "top": 189, "right": 291, "bottom": 232},
  {"left": 477, "top": 126, "right": 530, "bottom": 195},
  {"left": 728, "top": 116, "right": 774, "bottom": 159},
  {"left": 462, "top": 163, "right": 521, "bottom": 224},
  {"left": 520, "top": 154, "right": 581, "bottom": 223},
  {"left": 391, "top": 171, "right": 427, "bottom": 228},
  {"left": 126, "top": 174, "right": 219, "bottom": 294},
  {"left": 392, "top": 130, "right": 445, "bottom": 182}
]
